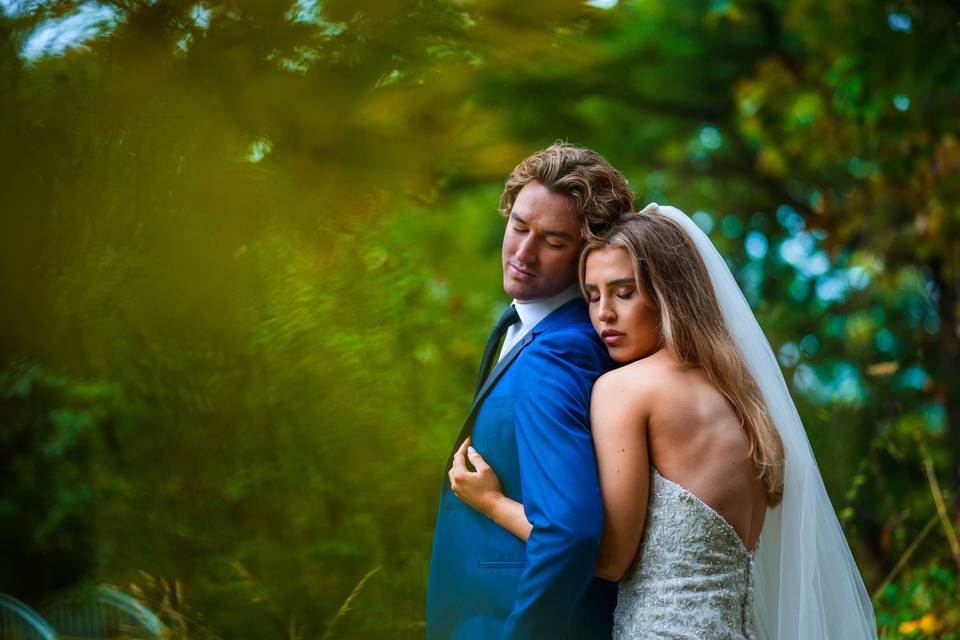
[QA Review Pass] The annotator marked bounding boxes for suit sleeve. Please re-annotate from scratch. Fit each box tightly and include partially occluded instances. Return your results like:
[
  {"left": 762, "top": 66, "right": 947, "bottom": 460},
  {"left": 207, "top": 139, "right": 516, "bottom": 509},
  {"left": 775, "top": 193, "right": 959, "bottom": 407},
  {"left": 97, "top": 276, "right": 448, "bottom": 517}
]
[{"left": 501, "top": 329, "right": 608, "bottom": 639}]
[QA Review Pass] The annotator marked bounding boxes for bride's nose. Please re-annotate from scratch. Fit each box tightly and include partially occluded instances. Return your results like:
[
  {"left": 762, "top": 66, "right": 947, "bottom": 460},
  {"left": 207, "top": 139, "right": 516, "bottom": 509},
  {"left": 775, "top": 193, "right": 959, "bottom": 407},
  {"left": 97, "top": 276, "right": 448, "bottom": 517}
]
[{"left": 598, "top": 298, "right": 616, "bottom": 322}]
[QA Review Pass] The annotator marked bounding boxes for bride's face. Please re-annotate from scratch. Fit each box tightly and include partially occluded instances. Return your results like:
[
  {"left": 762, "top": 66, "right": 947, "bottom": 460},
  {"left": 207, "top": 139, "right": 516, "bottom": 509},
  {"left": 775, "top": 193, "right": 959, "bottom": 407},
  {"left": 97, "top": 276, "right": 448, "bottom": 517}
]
[{"left": 583, "top": 247, "right": 661, "bottom": 363}]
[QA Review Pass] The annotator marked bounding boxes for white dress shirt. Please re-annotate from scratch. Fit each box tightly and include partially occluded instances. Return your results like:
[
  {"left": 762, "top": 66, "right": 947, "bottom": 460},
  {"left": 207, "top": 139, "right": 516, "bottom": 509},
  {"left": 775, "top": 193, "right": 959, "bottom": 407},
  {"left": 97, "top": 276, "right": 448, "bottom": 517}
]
[{"left": 497, "top": 284, "right": 582, "bottom": 362}]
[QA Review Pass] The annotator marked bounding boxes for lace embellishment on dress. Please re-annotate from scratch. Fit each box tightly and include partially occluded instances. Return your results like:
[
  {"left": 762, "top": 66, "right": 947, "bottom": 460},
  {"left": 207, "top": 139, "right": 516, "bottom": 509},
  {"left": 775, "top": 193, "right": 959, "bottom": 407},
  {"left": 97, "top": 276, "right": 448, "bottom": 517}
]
[{"left": 612, "top": 469, "right": 758, "bottom": 640}]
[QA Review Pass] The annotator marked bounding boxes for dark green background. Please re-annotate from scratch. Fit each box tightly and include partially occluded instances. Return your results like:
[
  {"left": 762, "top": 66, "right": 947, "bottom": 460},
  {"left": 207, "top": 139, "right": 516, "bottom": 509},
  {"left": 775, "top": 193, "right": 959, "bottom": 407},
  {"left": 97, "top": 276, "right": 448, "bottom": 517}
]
[{"left": 2, "top": 0, "right": 958, "bottom": 637}]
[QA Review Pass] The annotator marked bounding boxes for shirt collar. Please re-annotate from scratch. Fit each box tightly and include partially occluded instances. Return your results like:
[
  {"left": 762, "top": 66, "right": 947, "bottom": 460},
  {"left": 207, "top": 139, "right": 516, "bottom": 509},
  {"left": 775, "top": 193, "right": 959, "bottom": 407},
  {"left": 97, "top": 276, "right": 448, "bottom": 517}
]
[{"left": 512, "top": 283, "right": 582, "bottom": 331}]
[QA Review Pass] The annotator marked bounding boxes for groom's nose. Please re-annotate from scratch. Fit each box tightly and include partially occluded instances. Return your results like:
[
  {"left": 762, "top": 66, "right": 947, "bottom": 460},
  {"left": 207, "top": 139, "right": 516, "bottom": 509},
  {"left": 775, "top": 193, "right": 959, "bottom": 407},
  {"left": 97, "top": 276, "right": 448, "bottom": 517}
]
[{"left": 514, "top": 233, "right": 537, "bottom": 264}]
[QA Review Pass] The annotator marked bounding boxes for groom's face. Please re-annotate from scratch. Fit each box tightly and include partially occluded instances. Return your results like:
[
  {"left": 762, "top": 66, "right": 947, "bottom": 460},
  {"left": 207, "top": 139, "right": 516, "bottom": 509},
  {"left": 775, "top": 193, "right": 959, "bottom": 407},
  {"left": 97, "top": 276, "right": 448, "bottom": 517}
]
[{"left": 501, "top": 181, "right": 582, "bottom": 302}]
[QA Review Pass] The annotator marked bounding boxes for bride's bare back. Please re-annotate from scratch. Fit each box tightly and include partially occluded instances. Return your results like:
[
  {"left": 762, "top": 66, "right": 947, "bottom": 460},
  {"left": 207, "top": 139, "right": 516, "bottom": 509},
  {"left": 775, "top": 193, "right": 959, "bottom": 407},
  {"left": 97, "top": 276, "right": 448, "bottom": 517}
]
[
  {"left": 595, "top": 348, "right": 768, "bottom": 555},
  {"left": 644, "top": 350, "right": 767, "bottom": 549}
]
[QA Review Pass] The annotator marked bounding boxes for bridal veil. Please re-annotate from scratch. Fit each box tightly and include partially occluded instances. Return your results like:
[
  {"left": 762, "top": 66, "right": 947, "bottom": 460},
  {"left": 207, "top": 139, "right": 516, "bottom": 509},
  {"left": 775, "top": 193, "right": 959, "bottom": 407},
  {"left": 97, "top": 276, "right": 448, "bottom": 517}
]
[{"left": 644, "top": 203, "right": 877, "bottom": 640}]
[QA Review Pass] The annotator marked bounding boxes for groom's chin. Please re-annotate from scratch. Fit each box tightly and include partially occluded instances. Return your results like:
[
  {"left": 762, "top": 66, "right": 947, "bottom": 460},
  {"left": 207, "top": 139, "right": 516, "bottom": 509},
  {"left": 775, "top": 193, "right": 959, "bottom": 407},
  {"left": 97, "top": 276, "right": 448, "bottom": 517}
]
[{"left": 502, "top": 277, "right": 528, "bottom": 300}]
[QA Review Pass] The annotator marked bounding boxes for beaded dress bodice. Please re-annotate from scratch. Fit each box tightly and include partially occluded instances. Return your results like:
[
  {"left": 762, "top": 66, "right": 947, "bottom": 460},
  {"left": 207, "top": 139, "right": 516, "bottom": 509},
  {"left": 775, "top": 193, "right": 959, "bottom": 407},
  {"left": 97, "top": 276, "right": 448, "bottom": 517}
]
[{"left": 613, "top": 469, "right": 758, "bottom": 640}]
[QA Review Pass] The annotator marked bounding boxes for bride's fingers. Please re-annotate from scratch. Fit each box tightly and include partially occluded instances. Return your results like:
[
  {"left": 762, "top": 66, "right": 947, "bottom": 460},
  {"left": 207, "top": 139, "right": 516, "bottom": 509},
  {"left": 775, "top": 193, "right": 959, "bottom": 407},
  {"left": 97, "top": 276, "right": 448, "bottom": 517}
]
[
  {"left": 466, "top": 445, "right": 489, "bottom": 472},
  {"left": 451, "top": 439, "right": 469, "bottom": 476},
  {"left": 457, "top": 437, "right": 470, "bottom": 459}
]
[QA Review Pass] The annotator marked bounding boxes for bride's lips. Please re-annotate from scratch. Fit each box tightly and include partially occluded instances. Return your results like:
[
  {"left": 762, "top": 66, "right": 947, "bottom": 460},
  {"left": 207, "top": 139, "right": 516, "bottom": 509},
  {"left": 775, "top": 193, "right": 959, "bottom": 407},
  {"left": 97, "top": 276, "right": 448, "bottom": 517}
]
[
  {"left": 601, "top": 329, "right": 626, "bottom": 346},
  {"left": 508, "top": 263, "right": 536, "bottom": 280}
]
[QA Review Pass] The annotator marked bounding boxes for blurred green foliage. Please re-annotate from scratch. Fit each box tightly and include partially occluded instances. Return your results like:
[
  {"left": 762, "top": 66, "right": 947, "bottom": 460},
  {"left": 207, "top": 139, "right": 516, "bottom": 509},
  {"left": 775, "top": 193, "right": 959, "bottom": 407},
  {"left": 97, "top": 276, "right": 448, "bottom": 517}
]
[{"left": 1, "top": 0, "right": 958, "bottom": 637}]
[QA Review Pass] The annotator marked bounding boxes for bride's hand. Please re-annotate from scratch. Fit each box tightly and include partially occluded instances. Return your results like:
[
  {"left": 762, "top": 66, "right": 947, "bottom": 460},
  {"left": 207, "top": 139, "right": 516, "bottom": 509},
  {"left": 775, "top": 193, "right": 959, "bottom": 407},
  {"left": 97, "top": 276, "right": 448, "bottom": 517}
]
[{"left": 449, "top": 437, "right": 504, "bottom": 515}]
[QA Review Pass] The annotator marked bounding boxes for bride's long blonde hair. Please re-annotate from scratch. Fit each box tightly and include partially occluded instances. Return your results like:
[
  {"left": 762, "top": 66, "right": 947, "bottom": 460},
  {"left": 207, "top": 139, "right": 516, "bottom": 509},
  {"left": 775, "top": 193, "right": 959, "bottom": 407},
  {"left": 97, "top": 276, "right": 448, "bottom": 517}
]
[{"left": 580, "top": 211, "right": 785, "bottom": 506}]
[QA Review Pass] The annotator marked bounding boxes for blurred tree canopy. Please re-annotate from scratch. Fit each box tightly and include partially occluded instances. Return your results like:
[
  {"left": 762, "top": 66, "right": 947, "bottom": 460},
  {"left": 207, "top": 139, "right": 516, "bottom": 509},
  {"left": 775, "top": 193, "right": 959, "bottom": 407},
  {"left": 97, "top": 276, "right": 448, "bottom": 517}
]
[{"left": 1, "top": 0, "right": 958, "bottom": 637}]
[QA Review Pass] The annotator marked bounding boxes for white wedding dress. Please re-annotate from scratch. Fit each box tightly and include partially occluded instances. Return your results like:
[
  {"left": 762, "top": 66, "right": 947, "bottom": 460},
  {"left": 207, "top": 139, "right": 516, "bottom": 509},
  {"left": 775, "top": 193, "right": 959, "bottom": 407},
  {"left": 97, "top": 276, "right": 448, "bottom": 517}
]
[
  {"left": 613, "top": 469, "right": 758, "bottom": 639},
  {"left": 610, "top": 205, "right": 877, "bottom": 639}
]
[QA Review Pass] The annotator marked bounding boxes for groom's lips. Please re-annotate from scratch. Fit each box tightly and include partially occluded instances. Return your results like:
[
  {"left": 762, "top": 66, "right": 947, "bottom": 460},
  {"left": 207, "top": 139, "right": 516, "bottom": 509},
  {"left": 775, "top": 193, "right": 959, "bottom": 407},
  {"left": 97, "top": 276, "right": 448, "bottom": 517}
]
[
  {"left": 508, "top": 263, "right": 536, "bottom": 280},
  {"left": 601, "top": 329, "right": 626, "bottom": 346}
]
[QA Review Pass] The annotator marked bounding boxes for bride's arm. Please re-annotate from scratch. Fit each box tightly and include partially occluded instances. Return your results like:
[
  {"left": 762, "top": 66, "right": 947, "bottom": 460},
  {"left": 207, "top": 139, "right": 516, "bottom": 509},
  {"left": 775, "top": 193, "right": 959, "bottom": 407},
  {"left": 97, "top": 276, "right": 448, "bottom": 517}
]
[
  {"left": 590, "top": 371, "right": 650, "bottom": 582},
  {"left": 449, "top": 438, "right": 533, "bottom": 541}
]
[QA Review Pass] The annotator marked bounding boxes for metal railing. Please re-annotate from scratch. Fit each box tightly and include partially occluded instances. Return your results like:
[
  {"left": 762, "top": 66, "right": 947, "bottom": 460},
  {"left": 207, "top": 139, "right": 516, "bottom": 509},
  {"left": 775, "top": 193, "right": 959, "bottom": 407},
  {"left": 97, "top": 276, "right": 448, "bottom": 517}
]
[{"left": 1, "top": 588, "right": 166, "bottom": 640}]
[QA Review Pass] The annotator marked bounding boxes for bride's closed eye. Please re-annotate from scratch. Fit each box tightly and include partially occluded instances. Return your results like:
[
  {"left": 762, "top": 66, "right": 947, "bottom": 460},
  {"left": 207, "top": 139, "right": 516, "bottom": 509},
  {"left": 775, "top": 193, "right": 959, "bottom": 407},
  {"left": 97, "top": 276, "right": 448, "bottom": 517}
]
[{"left": 586, "top": 291, "right": 632, "bottom": 304}]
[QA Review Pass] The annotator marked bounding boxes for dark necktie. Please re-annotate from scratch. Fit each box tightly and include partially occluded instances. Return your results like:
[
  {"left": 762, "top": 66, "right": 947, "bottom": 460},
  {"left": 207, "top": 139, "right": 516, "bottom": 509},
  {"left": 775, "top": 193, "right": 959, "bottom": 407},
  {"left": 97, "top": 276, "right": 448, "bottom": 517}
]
[{"left": 474, "top": 304, "right": 520, "bottom": 397}]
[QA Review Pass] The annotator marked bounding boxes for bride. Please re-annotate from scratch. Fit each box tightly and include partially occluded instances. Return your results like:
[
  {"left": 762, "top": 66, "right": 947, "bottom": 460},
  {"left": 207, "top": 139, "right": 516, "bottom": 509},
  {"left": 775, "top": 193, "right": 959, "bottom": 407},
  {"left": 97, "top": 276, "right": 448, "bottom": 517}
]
[{"left": 449, "top": 204, "right": 877, "bottom": 639}]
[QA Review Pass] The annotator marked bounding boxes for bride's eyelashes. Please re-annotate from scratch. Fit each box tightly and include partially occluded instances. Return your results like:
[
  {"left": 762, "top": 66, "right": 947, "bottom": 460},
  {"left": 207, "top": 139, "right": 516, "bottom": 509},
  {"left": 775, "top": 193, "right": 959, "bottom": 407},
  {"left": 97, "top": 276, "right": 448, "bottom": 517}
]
[{"left": 587, "top": 289, "right": 635, "bottom": 304}]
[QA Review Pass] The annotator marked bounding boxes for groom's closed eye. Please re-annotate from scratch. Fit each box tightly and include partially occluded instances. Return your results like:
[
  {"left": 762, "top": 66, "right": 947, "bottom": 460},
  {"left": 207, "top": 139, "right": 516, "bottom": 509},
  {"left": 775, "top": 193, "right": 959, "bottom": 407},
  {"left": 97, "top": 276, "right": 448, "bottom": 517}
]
[
  {"left": 542, "top": 230, "right": 573, "bottom": 249},
  {"left": 512, "top": 228, "right": 569, "bottom": 250},
  {"left": 510, "top": 213, "right": 572, "bottom": 249}
]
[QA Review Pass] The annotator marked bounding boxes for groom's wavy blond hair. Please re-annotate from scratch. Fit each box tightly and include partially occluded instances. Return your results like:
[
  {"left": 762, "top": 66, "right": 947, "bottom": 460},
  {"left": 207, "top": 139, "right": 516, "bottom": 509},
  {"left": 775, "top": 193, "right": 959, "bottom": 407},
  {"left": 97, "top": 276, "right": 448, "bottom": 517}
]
[
  {"left": 499, "top": 142, "right": 634, "bottom": 241},
  {"left": 580, "top": 209, "right": 785, "bottom": 506}
]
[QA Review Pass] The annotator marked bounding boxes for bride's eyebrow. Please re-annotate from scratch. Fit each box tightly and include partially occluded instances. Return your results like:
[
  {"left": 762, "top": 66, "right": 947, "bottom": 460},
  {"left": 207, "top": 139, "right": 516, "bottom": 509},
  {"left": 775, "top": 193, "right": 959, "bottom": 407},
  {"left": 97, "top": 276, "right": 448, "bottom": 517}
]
[{"left": 606, "top": 278, "right": 635, "bottom": 287}]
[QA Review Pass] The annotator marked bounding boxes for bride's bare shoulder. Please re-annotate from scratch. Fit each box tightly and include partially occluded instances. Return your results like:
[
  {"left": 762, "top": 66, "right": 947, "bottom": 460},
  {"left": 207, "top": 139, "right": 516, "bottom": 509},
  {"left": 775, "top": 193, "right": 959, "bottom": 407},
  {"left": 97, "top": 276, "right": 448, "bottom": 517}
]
[{"left": 592, "top": 349, "right": 683, "bottom": 409}]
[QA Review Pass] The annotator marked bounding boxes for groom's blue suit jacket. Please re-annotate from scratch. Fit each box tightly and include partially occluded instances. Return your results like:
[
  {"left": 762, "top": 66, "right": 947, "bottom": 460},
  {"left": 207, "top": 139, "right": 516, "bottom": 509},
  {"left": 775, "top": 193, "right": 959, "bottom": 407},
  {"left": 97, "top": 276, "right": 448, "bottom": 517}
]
[{"left": 427, "top": 298, "right": 617, "bottom": 639}]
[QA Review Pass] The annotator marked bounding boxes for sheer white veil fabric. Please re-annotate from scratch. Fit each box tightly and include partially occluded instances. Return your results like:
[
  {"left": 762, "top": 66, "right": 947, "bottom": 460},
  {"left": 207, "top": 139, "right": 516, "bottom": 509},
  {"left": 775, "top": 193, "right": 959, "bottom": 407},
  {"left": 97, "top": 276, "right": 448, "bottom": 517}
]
[{"left": 641, "top": 203, "right": 877, "bottom": 640}]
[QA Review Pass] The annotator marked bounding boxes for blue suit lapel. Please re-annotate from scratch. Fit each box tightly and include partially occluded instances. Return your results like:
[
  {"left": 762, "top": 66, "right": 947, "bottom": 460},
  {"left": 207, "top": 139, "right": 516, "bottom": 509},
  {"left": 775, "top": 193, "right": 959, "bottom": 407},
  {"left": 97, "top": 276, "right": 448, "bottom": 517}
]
[
  {"left": 472, "top": 331, "right": 534, "bottom": 412},
  {"left": 446, "top": 331, "right": 537, "bottom": 471},
  {"left": 444, "top": 298, "right": 588, "bottom": 472}
]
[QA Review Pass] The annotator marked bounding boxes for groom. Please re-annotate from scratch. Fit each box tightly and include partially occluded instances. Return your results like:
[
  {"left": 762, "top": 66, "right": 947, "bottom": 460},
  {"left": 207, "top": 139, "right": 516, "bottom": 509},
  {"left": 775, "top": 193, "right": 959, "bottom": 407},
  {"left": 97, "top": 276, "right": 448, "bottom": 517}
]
[{"left": 426, "top": 143, "right": 634, "bottom": 638}]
